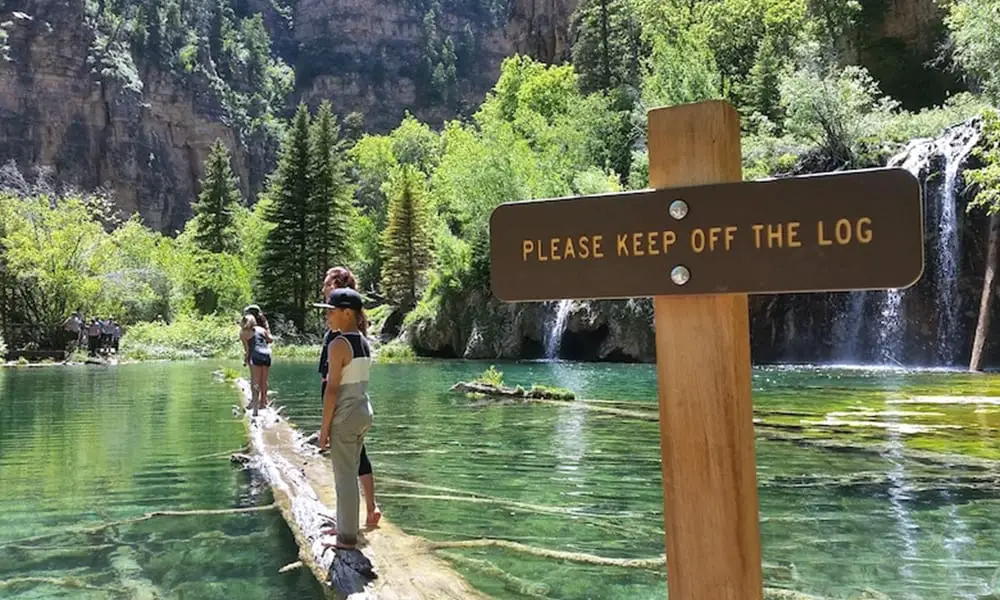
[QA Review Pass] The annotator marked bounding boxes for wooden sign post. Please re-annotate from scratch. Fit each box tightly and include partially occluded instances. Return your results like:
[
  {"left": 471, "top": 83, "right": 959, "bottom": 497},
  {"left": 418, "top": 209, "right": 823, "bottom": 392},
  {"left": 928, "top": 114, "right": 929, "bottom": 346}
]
[
  {"left": 647, "top": 101, "right": 760, "bottom": 600},
  {"left": 488, "top": 100, "right": 924, "bottom": 599}
]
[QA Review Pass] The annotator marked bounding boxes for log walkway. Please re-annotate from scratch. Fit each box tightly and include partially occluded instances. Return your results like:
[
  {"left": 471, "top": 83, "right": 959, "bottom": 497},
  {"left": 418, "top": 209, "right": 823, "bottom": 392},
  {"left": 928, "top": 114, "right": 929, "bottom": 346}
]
[{"left": 236, "top": 379, "right": 490, "bottom": 600}]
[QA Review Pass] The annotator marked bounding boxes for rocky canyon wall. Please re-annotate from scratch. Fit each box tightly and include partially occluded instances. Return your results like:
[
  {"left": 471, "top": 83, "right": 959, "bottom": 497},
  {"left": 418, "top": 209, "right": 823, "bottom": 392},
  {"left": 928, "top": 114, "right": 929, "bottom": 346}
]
[
  {"left": 0, "top": 0, "right": 253, "bottom": 234},
  {"left": 0, "top": 0, "right": 579, "bottom": 231}
]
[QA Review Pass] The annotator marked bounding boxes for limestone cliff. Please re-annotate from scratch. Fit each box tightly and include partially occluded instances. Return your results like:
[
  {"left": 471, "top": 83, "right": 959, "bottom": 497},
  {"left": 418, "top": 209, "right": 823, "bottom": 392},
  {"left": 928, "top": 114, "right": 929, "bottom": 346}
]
[
  {"left": 0, "top": 0, "right": 578, "bottom": 229},
  {"left": 0, "top": 0, "right": 254, "bottom": 234},
  {"left": 291, "top": 0, "right": 578, "bottom": 130}
]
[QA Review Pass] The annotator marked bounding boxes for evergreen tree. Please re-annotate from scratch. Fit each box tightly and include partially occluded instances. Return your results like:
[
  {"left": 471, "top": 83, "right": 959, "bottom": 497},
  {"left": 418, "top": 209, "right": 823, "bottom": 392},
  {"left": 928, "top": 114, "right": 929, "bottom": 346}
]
[
  {"left": 308, "top": 101, "right": 353, "bottom": 287},
  {"left": 570, "top": 0, "right": 644, "bottom": 94},
  {"left": 258, "top": 103, "right": 312, "bottom": 330},
  {"left": 191, "top": 139, "right": 241, "bottom": 255},
  {"left": 381, "top": 165, "right": 434, "bottom": 308}
]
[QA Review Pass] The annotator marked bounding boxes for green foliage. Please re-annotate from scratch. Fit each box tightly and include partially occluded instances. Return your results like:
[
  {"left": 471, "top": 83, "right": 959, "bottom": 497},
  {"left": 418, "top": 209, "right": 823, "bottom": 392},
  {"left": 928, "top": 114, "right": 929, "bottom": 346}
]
[
  {"left": 946, "top": 0, "right": 1000, "bottom": 103},
  {"left": 0, "top": 176, "right": 261, "bottom": 349},
  {"left": 191, "top": 139, "right": 242, "bottom": 255},
  {"left": 966, "top": 109, "right": 1000, "bottom": 215},
  {"left": 570, "top": 0, "right": 645, "bottom": 94},
  {"left": 0, "top": 332, "right": 6, "bottom": 358},
  {"left": 636, "top": 0, "right": 722, "bottom": 108},
  {"left": 376, "top": 339, "right": 417, "bottom": 363},
  {"left": 121, "top": 313, "right": 241, "bottom": 361},
  {"left": 381, "top": 165, "right": 435, "bottom": 307},
  {"left": 0, "top": 192, "right": 109, "bottom": 347},
  {"left": 526, "top": 385, "right": 576, "bottom": 400},
  {"left": 258, "top": 104, "right": 313, "bottom": 329},
  {"left": 308, "top": 101, "right": 355, "bottom": 286},
  {"left": 780, "top": 64, "right": 900, "bottom": 166},
  {"left": 475, "top": 365, "right": 505, "bottom": 386},
  {"left": 97, "top": 216, "right": 173, "bottom": 322},
  {"left": 806, "top": 0, "right": 861, "bottom": 62}
]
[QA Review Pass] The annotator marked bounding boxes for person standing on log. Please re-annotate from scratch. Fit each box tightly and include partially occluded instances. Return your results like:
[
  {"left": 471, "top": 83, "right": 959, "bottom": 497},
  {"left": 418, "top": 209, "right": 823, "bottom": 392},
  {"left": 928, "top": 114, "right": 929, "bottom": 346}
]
[
  {"left": 320, "top": 267, "right": 381, "bottom": 528},
  {"left": 315, "top": 287, "right": 374, "bottom": 549},
  {"left": 240, "top": 314, "right": 272, "bottom": 416}
]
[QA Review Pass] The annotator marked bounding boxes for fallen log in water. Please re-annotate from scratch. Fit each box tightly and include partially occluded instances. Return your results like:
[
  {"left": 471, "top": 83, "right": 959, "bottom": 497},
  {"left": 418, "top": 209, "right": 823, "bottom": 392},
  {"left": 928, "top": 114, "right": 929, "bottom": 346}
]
[
  {"left": 450, "top": 381, "right": 576, "bottom": 400},
  {"left": 236, "top": 379, "right": 490, "bottom": 600}
]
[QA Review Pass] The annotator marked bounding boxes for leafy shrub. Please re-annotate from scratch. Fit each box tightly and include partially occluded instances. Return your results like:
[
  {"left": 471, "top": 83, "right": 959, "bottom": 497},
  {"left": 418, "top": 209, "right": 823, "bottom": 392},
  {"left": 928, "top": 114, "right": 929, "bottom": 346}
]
[
  {"left": 376, "top": 339, "right": 416, "bottom": 363},
  {"left": 780, "top": 64, "right": 899, "bottom": 167},
  {"left": 121, "top": 314, "right": 242, "bottom": 361},
  {"left": 474, "top": 365, "right": 505, "bottom": 387}
]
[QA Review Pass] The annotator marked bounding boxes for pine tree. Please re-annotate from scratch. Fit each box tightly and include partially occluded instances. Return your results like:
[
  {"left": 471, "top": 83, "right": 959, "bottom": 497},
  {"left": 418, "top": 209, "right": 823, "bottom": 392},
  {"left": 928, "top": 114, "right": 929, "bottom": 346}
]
[
  {"left": 570, "top": 0, "right": 644, "bottom": 94},
  {"left": 308, "top": 101, "right": 353, "bottom": 287},
  {"left": 191, "top": 139, "right": 242, "bottom": 255},
  {"left": 381, "top": 165, "right": 434, "bottom": 308},
  {"left": 258, "top": 103, "right": 312, "bottom": 330}
]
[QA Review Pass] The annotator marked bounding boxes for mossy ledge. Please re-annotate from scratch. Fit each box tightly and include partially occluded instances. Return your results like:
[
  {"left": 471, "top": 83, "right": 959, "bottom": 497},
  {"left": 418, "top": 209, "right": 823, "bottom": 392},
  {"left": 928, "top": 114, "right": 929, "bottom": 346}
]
[{"left": 450, "top": 381, "right": 577, "bottom": 401}]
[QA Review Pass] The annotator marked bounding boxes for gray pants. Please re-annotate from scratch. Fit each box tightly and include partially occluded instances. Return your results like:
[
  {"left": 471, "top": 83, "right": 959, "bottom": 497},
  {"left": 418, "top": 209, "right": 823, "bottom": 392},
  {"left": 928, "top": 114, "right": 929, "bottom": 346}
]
[{"left": 329, "top": 404, "right": 373, "bottom": 546}]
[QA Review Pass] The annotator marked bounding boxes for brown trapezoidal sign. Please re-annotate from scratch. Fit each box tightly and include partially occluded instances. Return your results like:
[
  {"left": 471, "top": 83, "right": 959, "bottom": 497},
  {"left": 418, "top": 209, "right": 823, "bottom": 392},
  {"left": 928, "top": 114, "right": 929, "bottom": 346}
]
[{"left": 489, "top": 167, "right": 924, "bottom": 302}]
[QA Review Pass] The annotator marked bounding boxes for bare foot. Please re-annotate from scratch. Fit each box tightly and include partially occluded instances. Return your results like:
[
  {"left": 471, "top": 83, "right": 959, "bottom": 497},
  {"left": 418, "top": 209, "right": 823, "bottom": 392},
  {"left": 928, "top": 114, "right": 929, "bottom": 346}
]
[
  {"left": 322, "top": 541, "right": 357, "bottom": 552},
  {"left": 365, "top": 507, "right": 382, "bottom": 528},
  {"left": 320, "top": 515, "right": 338, "bottom": 536}
]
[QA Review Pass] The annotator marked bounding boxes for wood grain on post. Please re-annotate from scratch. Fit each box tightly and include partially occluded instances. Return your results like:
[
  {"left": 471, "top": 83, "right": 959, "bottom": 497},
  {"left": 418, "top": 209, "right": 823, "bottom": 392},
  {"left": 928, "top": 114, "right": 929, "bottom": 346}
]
[{"left": 647, "top": 100, "right": 763, "bottom": 599}]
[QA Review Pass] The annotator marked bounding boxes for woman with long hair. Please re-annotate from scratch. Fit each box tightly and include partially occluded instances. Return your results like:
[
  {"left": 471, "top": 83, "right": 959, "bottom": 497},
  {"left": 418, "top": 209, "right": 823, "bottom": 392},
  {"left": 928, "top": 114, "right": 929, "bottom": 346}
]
[
  {"left": 240, "top": 313, "right": 272, "bottom": 416},
  {"left": 315, "top": 287, "right": 374, "bottom": 549},
  {"left": 320, "top": 266, "right": 381, "bottom": 528}
]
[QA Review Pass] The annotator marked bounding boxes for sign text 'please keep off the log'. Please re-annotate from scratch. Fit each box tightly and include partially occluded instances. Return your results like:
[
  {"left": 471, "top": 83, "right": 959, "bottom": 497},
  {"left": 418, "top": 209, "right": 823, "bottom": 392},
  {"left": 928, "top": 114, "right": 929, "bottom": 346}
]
[{"left": 489, "top": 168, "right": 924, "bottom": 302}]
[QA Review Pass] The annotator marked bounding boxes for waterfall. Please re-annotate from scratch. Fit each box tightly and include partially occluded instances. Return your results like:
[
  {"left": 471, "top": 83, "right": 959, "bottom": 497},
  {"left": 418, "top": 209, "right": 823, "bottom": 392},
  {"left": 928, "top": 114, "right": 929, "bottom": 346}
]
[
  {"left": 877, "top": 289, "right": 904, "bottom": 365},
  {"left": 832, "top": 119, "right": 980, "bottom": 366},
  {"left": 934, "top": 130, "right": 981, "bottom": 364},
  {"left": 832, "top": 292, "right": 867, "bottom": 363},
  {"left": 545, "top": 300, "right": 573, "bottom": 359}
]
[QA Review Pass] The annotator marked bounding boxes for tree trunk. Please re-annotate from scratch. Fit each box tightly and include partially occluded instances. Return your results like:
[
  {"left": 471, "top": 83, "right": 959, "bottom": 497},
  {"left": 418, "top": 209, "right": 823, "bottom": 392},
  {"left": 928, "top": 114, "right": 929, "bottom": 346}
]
[{"left": 970, "top": 212, "right": 1000, "bottom": 371}]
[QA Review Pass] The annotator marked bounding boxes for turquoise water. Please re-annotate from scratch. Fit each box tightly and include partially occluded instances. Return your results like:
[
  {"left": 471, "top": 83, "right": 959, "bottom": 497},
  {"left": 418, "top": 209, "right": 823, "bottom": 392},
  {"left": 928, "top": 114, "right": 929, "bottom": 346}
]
[
  {"left": 4, "top": 361, "right": 1000, "bottom": 598},
  {"left": 0, "top": 364, "right": 324, "bottom": 599}
]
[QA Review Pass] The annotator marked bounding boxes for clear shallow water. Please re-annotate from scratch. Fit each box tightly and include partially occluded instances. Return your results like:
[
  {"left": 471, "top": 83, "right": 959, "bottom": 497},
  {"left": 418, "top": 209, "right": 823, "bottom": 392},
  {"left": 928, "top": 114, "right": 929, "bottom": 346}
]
[
  {"left": 0, "top": 364, "right": 325, "bottom": 599},
  {"left": 5, "top": 361, "right": 1000, "bottom": 599}
]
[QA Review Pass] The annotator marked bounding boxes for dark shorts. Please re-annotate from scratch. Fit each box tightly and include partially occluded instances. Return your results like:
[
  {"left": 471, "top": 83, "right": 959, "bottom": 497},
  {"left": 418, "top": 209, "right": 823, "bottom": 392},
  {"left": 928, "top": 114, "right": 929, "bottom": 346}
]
[
  {"left": 321, "top": 380, "right": 372, "bottom": 477},
  {"left": 250, "top": 352, "right": 271, "bottom": 367}
]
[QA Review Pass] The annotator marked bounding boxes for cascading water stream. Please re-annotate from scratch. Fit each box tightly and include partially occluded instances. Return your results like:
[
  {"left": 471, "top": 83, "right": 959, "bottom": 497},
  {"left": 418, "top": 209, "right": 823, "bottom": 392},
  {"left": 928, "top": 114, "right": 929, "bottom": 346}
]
[
  {"left": 545, "top": 300, "right": 573, "bottom": 360},
  {"left": 833, "top": 120, "right": 980, "bottom": 366},
  {"left": 934, "top": 130, "right": 981, "bottom": 364}
]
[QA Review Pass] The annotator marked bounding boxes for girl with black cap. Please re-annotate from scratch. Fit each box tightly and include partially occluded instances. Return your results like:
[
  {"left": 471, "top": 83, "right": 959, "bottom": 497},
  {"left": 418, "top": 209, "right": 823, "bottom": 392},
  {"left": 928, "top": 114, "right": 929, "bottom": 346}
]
[
  {"left": 320, "top": 267, "right": 381, "bottom": 528},
  {"left": 315, "top": 287, "right": 374, "bottom": 549}
]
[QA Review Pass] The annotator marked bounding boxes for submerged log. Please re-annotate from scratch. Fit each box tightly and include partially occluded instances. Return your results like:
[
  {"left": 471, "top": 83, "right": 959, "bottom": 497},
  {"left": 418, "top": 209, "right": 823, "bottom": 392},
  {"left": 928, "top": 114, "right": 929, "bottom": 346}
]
[
  {"left": 236, "top": 380, "right": 490, "bottom": 600},
  {"left": 450, "top": 381, "right": 576, "bottom": 400}
]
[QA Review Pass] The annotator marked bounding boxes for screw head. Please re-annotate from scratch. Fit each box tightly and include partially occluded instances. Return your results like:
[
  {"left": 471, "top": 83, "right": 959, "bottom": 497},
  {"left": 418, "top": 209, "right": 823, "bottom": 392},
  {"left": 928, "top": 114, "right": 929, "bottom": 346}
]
[
  {"left": 670, "top": 265, "right": 691, "bottom": 286},
  {"left": 669, "top": 199, "right": 688, "bottom": 220}
]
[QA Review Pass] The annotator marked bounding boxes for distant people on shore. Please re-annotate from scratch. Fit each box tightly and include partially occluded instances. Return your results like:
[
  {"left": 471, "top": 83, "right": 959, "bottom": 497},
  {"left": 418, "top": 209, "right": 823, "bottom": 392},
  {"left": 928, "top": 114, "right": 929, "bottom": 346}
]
[
  {"left": 70, "top": 315, "right": 123, "bottom": 357},
  {"left": 61, "top": 310, "right": 83, "bottom": 351},
  {"left": 240, "top": 308, "right": 273, "bottom": 416},
  {"left": 321, "top": 266, "right": 381, "bottom": 529}
]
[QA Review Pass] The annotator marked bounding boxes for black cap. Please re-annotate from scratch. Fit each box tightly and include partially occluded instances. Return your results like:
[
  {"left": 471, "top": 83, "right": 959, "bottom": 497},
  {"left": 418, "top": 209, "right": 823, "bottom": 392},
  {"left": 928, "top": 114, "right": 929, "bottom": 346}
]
[{"left": 312, "top": 288, "right": 363, "bottom": 311}]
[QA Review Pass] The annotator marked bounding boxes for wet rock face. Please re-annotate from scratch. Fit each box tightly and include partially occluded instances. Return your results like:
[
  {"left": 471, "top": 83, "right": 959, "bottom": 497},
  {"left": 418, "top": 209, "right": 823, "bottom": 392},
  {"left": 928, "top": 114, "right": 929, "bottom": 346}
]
[{"left": 0, "top": 0, "right": 252, "bottom": 234}]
